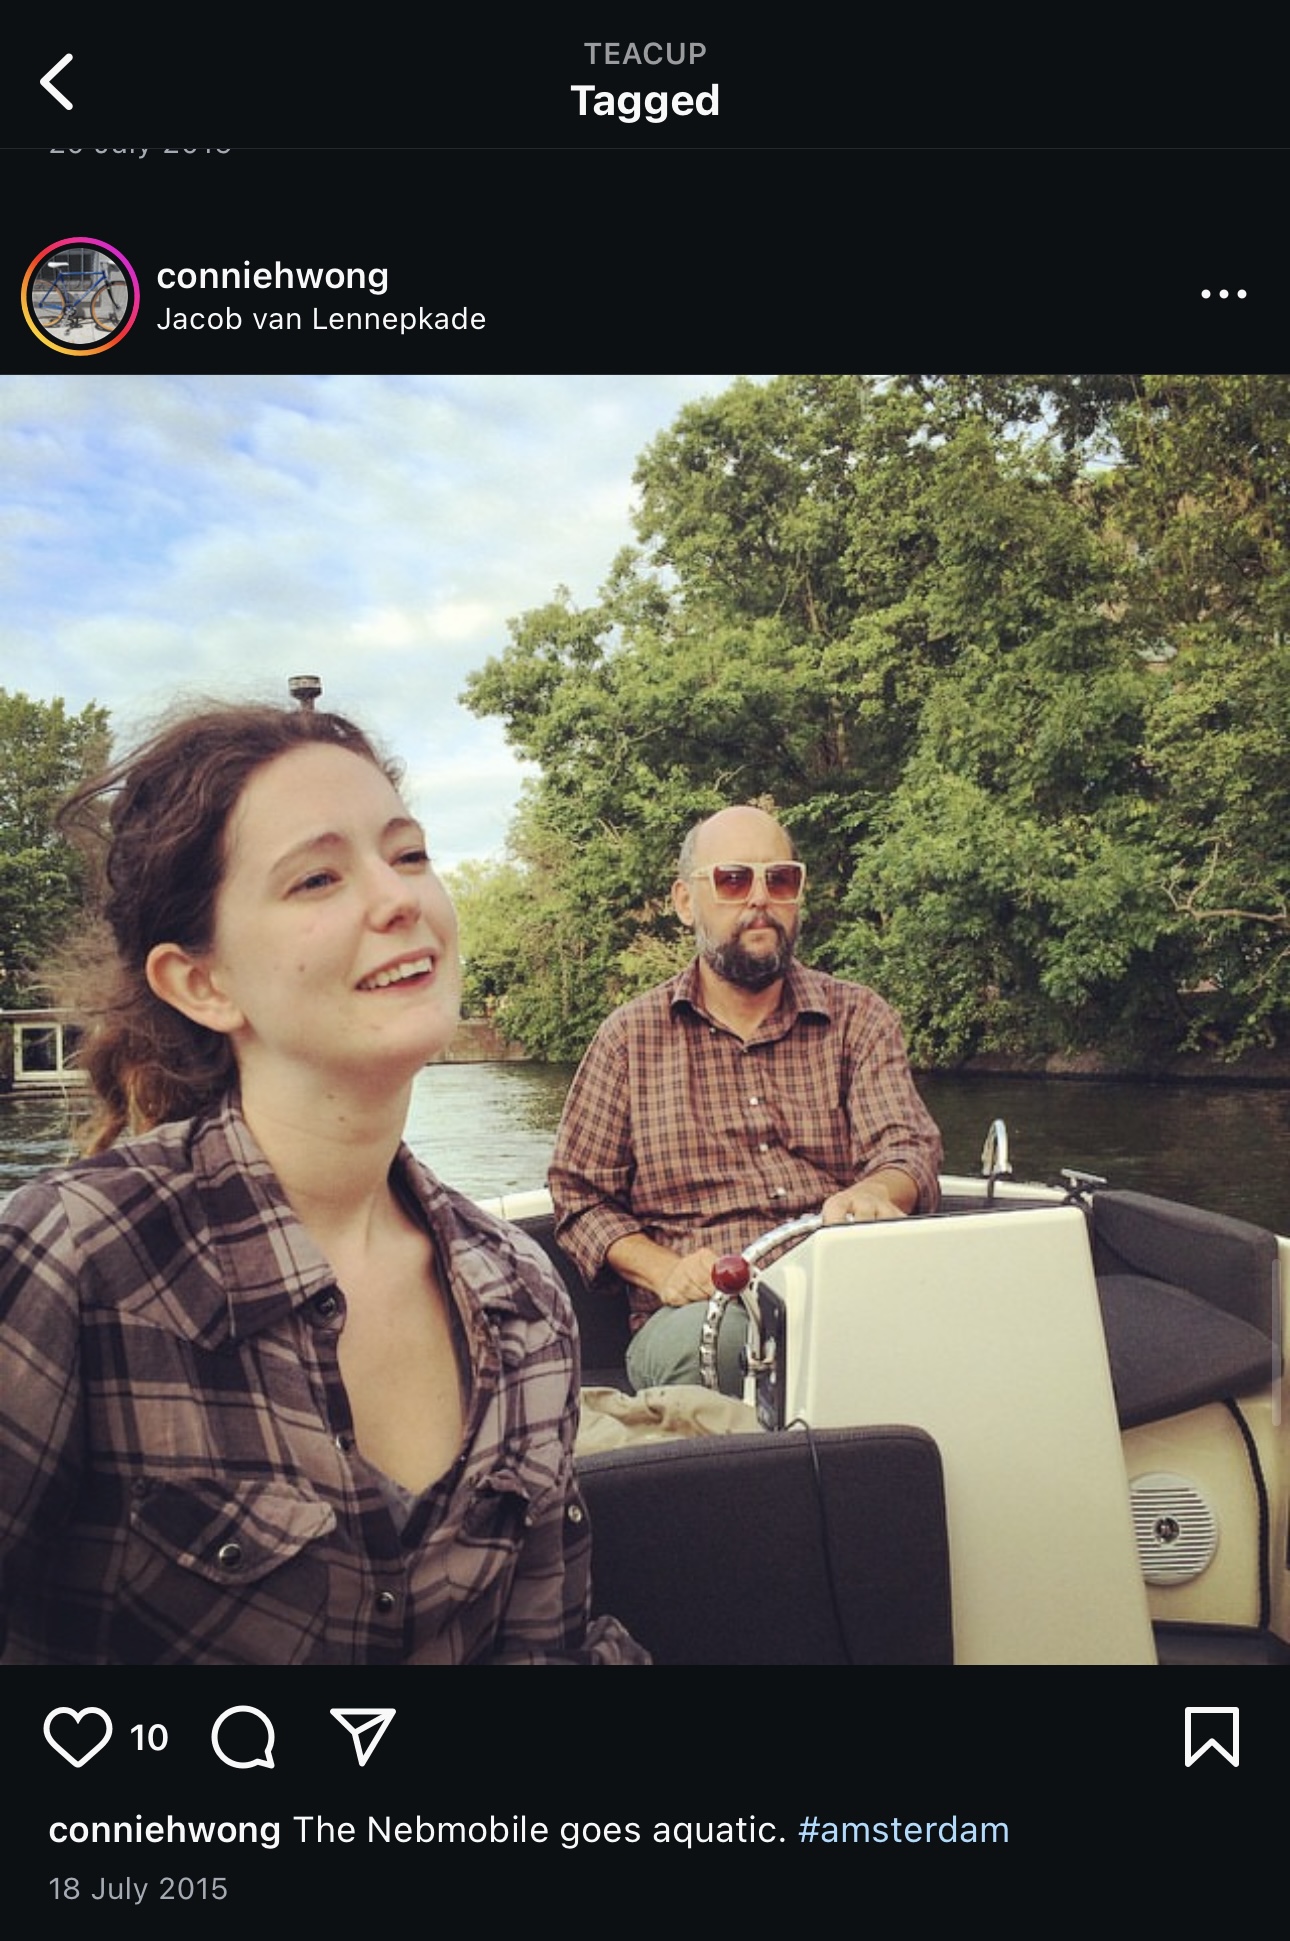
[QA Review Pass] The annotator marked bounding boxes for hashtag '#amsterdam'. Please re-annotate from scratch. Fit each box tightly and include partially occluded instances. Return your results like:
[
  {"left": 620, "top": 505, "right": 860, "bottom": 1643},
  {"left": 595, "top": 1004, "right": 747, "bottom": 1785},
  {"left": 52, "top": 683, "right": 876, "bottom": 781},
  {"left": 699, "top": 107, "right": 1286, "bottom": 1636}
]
[{"left": 799, "top": 1816, "right": 819, "bottom": 1841}]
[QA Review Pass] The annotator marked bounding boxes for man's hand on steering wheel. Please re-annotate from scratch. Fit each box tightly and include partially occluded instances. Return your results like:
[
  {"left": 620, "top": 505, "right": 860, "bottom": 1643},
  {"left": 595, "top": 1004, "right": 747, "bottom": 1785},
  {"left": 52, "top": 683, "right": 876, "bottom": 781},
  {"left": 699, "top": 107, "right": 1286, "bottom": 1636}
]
[
  {"left": 657, "top": 1246, "right": 722, "bottom": 1305},
  {"left": 821, "top": 1167, "right": 917, "bottom": 1225}
]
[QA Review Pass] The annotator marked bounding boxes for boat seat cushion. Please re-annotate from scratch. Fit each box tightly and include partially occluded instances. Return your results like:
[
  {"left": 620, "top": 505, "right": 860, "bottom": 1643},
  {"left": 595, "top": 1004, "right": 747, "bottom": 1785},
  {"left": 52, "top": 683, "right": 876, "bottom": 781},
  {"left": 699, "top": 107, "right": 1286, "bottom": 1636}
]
[
  {"left": 1096, "top": 1273, "right": 1280, "bottom": 1428},
  {"left": 577, "top": 1424, "right": 953, "bottom": 1665},
  {"left": 1092, "top": 1191, "right": 1281, "bottom": 1428}
]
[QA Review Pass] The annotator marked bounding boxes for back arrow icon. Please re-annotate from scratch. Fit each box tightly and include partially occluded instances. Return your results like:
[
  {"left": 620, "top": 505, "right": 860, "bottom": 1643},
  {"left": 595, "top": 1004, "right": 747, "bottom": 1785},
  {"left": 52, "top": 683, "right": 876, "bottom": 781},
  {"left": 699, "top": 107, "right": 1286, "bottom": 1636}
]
[{"left": 41, "top": 54, "right": 74, "bottom": 111}]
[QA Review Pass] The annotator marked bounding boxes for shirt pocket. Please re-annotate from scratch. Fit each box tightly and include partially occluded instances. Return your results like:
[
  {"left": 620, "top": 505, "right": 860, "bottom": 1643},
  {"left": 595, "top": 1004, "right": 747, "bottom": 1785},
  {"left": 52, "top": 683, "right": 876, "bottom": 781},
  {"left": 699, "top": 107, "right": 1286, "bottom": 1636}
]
[
  {"left": 766, "top": 1082, "right": 852, "bottom": 1173},
  {"left": 441, "top": 1422, "right": 567, "bottom": 1594},
  {"left": 440, "top": 1466, "right": 533, "bottom": 1600},
  {"left": 115, "top": 1475, "right": 337, "bottom": 1665}
]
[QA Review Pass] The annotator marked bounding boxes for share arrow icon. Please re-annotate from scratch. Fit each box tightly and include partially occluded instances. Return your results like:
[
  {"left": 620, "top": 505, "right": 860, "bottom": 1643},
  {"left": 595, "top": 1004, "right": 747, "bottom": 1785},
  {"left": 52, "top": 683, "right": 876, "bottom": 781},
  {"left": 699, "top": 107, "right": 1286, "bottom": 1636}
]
[{"left": 330, "top": 1708, "right": 397, "bottom": 1767}]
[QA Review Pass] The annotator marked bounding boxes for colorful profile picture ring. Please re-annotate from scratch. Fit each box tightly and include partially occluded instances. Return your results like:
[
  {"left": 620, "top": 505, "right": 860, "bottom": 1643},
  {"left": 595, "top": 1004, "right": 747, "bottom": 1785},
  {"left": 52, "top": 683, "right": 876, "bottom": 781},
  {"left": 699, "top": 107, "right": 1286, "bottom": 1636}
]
[{"left": 24, "top": 238, "right": 139, "bottom": 355}]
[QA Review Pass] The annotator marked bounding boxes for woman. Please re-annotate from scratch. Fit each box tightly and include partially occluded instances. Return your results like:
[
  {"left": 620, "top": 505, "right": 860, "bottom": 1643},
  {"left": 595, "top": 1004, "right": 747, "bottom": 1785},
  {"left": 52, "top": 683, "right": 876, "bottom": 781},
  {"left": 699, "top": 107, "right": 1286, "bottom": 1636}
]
[{"left": 0, "top": 702, "right": 644, "bottom": 1664}]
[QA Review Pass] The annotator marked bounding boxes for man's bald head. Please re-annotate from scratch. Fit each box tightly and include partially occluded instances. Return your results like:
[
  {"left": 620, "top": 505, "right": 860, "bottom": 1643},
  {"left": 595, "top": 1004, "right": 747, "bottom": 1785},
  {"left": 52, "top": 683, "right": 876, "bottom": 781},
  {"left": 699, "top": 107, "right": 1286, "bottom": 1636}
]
[{"left": 677, "top": 806, "right": 796, "bottom": 880}]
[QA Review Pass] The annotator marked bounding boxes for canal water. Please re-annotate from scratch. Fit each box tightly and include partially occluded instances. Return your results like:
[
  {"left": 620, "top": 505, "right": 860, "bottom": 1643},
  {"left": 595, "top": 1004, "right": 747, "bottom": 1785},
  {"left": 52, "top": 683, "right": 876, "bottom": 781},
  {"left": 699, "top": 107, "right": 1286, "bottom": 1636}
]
[{"left": 3, "top": 1066, "right": 1288, "bottom": 1233}]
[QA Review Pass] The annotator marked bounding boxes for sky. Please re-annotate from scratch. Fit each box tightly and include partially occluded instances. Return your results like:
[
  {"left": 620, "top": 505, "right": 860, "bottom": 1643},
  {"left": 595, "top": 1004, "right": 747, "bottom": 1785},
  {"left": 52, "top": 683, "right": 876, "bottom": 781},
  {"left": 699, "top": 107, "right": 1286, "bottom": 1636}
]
[{"left": 1, "top": 375, "right": 746, "bottom": 868}]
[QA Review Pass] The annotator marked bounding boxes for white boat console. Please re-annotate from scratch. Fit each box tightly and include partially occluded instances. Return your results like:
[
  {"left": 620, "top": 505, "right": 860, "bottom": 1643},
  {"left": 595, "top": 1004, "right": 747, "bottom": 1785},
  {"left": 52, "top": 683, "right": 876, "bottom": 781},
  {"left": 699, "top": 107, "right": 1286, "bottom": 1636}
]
[{"left": 733, "top": 1204, "right": 1157, "bottom": 1664}]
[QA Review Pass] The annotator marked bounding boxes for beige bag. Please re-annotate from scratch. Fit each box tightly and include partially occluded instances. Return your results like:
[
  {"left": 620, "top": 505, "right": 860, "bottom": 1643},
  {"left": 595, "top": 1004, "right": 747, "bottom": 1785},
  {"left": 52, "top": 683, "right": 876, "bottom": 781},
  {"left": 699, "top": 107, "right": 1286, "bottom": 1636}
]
[{"left": 576, "top": 1383, "right": 758, "bottom": 1455}]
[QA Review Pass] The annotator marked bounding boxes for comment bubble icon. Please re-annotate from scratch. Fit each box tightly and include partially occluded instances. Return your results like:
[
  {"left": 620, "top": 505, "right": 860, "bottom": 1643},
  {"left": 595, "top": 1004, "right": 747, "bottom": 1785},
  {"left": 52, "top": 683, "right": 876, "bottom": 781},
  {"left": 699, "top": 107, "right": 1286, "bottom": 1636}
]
[{"left": 211, "top": 1705, "right": 275, "bottom": 1770}]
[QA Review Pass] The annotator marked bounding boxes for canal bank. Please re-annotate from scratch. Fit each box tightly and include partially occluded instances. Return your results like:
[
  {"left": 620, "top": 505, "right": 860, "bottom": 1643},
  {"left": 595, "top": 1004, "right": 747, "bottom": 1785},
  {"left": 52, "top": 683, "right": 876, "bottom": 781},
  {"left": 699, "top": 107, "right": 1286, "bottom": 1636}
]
[
  {"left": 442, "top": 1011, "right": 1290, "bottom": 1086},
  {"left": 957, "top": 1044, "right": 1290, "bottom": 1086},
  {"left": 432, "top": 1017, "right": 528, "bottom": 1064}
]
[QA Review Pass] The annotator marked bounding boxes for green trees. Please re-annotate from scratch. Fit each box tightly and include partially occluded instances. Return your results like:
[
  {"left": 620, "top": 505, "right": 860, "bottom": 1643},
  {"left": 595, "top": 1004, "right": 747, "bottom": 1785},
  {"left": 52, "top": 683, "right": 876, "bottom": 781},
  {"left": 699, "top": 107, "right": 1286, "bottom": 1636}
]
[
  {"left": 1112, "top": 377, "right": 1290, "bottom": 1050},
  {"left": 462, "top": 376, "right": 1290, "bottom": 1065},
  {"left": 0, "top": 691, "right": 109, "bottom": 1008}
]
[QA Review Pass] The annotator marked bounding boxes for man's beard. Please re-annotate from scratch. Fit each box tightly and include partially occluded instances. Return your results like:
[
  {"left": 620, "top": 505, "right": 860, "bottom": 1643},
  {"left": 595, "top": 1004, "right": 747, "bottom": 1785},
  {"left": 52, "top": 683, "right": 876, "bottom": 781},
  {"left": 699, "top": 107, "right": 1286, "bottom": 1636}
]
[{"left": 697, "top": 910, "right": 797, "bottom": 992}]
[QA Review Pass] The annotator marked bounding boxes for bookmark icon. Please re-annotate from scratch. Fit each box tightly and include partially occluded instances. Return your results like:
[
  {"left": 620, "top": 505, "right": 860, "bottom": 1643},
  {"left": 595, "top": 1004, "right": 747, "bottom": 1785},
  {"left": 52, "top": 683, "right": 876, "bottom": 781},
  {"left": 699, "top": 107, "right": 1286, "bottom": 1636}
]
[
  {"left": 331, "top": 1708, "right": 397, "bottom": 1768},
  {"left": 1184, "top": 1707, "right": 1239, "bottom": 1768}
]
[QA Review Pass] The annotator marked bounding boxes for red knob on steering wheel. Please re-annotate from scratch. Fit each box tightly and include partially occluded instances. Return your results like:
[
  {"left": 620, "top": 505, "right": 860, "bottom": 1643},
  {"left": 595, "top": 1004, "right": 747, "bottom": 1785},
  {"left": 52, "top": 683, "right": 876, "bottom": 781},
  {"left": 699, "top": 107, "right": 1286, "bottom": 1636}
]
[
  {"left": 711, "top": 1254, "right": 751, "bottom": 1295},
  {"left": 700, "top": 1213, "right": 825, "bottom": 1389}
]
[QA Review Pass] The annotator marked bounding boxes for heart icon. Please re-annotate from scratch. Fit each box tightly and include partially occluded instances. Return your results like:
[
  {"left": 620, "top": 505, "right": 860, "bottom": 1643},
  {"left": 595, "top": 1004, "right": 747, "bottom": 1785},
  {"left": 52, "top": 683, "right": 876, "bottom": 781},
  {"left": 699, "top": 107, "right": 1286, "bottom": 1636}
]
[{"left": 44, "top": 1707, "right": 113, "bottom": 1768}]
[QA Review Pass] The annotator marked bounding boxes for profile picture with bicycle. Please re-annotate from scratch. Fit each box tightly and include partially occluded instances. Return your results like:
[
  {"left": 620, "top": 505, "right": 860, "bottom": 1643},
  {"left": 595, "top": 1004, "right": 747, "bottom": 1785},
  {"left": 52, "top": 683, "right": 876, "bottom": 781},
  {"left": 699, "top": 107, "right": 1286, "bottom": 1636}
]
[{"left": 23, "top": 237, "right": 139, "bottom": 355}]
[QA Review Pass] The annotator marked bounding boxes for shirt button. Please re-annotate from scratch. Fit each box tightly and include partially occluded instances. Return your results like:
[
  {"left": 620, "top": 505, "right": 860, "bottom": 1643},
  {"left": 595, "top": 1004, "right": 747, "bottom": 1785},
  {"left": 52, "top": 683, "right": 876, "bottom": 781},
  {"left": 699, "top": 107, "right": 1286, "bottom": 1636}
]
[
  {"left": 759, "top": 1142, "right": 770, "bottom": 1153},
  {"left": 749, "top": 1096, "right": 760, "bottom": 1107},
  {"left": 334, "top": 1432, "right": 354, "bottom": 1454},
  {"left": 312, "top": 1292, "right": 340, "bottom": 1321},
  {"left": 217, "top": 1542, "right": 243, "bottom": 1571},
  {"left": 566, "top": 1504, "right": 585, "bottom": 1525},
  {"left": 375, "top": 1591, "right": 397, "bottom": 1614}
]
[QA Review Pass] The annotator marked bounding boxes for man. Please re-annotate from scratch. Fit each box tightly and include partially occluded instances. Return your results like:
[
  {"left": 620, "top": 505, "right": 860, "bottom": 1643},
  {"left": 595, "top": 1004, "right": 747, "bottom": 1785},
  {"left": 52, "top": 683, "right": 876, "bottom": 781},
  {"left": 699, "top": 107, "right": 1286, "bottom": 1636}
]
[{"left": 549, "top": 805, "right": 942, "bottom": 1392}]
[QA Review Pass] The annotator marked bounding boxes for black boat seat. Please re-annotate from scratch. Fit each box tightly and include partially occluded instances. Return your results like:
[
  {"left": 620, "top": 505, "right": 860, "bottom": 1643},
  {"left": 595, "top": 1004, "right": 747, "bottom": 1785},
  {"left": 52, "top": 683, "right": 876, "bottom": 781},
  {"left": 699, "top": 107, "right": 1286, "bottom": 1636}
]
[
  {"left": 578, "top": 1424, "right": 953, "bottom": 1664},
  {"left": 1091, "top": 1190, "right": 1282, "bottom": 1429},
  {"left": 512, "top": 1214, "right": 632, "bottom": 1388}
]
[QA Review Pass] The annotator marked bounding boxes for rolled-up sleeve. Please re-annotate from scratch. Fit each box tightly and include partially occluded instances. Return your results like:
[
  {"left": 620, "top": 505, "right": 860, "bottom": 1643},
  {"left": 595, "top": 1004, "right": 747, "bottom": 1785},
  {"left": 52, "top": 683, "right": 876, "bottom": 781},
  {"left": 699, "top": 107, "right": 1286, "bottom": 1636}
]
[
  {"left": 848, "top": 999, "right": 943, "bottom": 1212},
  {"left": 548, "top": 1020, "right": 645, "bottom": 1284},
  {"left": 488, "top": 1439, "right": 649, "bottom": 1666},
  {"left": 477, "top": 1246, "right": 648, "bottom": 1665}
]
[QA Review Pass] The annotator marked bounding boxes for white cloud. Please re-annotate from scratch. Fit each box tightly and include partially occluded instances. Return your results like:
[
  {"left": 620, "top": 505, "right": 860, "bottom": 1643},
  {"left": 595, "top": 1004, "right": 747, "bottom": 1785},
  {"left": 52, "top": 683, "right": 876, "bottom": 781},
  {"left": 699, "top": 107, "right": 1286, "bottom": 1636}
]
[{"left": 0, "top": 374, "right": 745, "bottom": 863}]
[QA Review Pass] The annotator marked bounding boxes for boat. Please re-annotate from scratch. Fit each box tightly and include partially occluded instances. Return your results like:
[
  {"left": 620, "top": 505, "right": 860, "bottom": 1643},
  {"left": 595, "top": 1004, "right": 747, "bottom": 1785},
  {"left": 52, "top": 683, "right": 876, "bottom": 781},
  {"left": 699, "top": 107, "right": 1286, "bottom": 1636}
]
[{"left": 487, "top": 1122, "right": 1289, "bottom": 1666}]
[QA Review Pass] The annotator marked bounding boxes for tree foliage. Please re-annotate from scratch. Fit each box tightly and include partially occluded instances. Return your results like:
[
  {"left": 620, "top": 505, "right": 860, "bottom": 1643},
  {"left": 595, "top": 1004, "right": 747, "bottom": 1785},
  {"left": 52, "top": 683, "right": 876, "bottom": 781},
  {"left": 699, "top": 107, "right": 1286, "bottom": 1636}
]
[
  {"left": 461, "top": 375, "right": 1290, "bottom": 1064},
  {"left": 0, "top": 691, "right": 110, "bottom": 1009}
]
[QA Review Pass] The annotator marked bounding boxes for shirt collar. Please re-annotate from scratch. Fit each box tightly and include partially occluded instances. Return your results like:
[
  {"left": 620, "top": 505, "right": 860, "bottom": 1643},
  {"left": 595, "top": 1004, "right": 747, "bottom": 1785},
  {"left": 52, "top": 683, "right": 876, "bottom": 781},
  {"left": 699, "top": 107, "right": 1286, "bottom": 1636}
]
[
  {"left": 189, "top": 1098, "right": 342, "bottom": 1342},
  {"left": 66, "top": 1095, "right": 539, "bottom": 1350},
  {"left": 670, "top": 956, "right": 833, "bottom": 1032},
  {"left": 207, "top": 1101, "right": 540, "bottom": 1339}
]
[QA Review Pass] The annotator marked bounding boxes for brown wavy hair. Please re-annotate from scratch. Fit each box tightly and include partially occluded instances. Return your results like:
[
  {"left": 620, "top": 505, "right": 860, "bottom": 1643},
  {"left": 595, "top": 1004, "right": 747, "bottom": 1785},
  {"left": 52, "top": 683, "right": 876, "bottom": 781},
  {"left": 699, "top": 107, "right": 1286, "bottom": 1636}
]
[{"left": 60, "top": 702, "right": 399, "bottom": 1153}]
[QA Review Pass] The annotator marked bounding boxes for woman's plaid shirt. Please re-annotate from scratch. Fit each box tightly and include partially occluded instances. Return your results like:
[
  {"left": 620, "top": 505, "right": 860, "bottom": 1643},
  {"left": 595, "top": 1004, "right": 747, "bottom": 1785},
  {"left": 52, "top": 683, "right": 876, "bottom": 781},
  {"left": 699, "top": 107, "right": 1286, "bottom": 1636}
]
[{"left": 0, "top": 1097, "right": 644, "bottom": 1665}]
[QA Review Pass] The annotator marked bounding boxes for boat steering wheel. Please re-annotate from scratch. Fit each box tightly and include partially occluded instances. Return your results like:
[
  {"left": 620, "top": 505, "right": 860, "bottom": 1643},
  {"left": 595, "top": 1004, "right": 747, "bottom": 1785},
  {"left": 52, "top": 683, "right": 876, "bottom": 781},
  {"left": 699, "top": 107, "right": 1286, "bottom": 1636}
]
[{"left": 698, "top": 1211, "right": 824, "bottom": 1390}]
